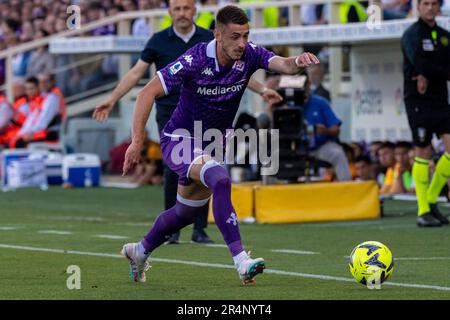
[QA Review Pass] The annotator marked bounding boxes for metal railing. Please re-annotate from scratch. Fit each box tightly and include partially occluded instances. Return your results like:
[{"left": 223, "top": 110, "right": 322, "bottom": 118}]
[{"left": 0, "top": 0, "right": 388, "bottom": 102}]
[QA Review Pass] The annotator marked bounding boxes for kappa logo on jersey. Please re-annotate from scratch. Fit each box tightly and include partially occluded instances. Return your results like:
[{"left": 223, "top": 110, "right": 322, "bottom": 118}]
[
  {"left": 233, "top": 60, "right": 245, "bottom": 72},
  {"left": 249, "top": 42, "right": 257, "bottom": 50},
  {"left": 201, "top": 67, "right": 214, "bottom": 76},
  {"left": 226, "top": 212, "right": 238, "bottom": 226},
  {"left": 169, "top": 61, "right": 183, "bottom": 75},
  {"left": 184, "top": 55, "right": 193, "bottom": 66}
]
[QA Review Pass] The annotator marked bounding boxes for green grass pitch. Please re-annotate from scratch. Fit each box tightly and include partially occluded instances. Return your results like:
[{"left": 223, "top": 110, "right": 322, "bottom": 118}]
[{"left": 0, "top": 186, "right": 449, "bottom": 299}]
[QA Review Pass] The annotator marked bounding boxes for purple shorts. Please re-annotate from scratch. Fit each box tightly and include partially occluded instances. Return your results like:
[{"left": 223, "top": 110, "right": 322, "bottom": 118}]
[{"left": 160, "top": 132, "right": 205, "bottom": 186}]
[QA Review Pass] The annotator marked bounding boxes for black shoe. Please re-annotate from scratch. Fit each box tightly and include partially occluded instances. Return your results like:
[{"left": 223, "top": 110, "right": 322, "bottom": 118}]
[
  {"left": 191, "top": 229, "right": 214, "bottom": 244},
  {"left": 417, "top": 213, "right": 442, "bottom": 227},
  {"left": 166, "top": 232, "right": 180, "bottom": 244},
  {"left": 429, "top": 203, "right": 449, "bottom": 225}
]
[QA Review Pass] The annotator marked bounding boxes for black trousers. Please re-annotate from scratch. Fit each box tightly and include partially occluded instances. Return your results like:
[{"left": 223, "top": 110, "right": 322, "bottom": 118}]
[{"left": 156, "top": 105, "right": 208, "bottom": 231}]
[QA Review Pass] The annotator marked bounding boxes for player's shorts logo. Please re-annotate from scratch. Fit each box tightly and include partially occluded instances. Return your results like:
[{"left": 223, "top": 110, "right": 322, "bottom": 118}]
[{"left": 169, "top": 62, "right": 184, "bottom": 75}]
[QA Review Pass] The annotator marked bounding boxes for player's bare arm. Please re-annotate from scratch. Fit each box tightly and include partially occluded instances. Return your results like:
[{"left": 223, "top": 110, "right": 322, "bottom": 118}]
[
  {"left": 123, "top": 76, "right": 165, "bottom": 175},
  {"left": 268, "top": 52, "right": 320, "bottom": 75},
  {"left": 93, "top": 59, "right": 150, "bottom": 122},
  {"left": 247, "top": 77, "right": 283, "bottom": 105}
]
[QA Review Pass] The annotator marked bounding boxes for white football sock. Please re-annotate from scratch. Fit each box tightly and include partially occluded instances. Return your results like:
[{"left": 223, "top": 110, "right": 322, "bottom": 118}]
[
  {"left": 138, "top": 242, "right": 149, "bottom": 259},
  {"left": 232, "top": 251, "right": 249, "bottom": 268}
]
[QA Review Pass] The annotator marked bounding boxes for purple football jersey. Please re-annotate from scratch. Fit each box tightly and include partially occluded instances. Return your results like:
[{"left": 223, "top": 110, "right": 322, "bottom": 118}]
[{"left": 157, "top": 39, "right": 275, "bottom": 138}]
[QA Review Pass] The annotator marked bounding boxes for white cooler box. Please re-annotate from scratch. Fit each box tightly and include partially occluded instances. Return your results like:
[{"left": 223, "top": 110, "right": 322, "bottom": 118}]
[
  {"left": 1, "top": 149, "right": 30, "bottom": 190},
  {"left": 63, "top": 153, "right": 101, "bottom": 187},
  {"left": 6, "top": 159, "right": 48, "bottom": 191},
  {"left": 29, "top": 152, "right": 63, "bottom": 185}
]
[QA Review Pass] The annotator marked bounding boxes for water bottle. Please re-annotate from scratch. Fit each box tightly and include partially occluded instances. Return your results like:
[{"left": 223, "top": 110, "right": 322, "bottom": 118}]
[{"left": 307, "top": 123, "right": 316, "bottom": 149}]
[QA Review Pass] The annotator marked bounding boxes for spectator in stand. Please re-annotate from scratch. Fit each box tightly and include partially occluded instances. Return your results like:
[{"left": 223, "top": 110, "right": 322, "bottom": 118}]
[
  {"left": 0, "top": 93, "right": 13, "bottom": 135},
  {"left": 350, "top": 141, "right": 364, "bottom": 159},
  {"left": 20, "top": 21, "right": 35, "bottom": 43},
  {"left": 307, "top": 63, "right": 331, "bottom": 102},
  {"left": 132, "top": 0, "right": 156, "bottom": 37},
  {"left": 378, "top": 142, "right": 397, "bottom": 194},
  {"left": 26, "top": 29, "right": 54, "bottom": 77},
  {"left": 382, "top": 0, "right": 411, "bottom": 20},
  {"left": 390, "top": 141, "right": 414, "bottom": 193},
  {"left": 354, "top": 155, "right": 374, "bottom": 181},
  {"left": 369, "top": 140, "right": 383, "bottom": 180},
  {"left": 11, "top": 73, "right": 65, "bottom": 148}
]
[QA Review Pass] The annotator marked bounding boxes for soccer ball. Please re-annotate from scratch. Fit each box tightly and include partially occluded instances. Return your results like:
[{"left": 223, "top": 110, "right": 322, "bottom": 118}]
[{"left": 349, "top": 241, "right": 394, "bottom": 287}]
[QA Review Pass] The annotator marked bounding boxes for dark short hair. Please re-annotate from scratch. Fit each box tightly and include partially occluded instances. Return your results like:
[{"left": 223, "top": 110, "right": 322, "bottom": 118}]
[
  {"left": 395, "top": 141, "right": 413, "bottom": 150},
  {"left": 418, "top": 0, "right": 442, "bottom": 5},
  {"left": 25, "top": 76, "right": 39, "bottom": 86},
  {"left": 355, "top": 155, "right": 372, "bottom": 164},
  {"left": 216, "top": 5, "right": 249, "bottom": 27},
  {"left": 378, "top": 142, "right": 396, "bottom": 151}
]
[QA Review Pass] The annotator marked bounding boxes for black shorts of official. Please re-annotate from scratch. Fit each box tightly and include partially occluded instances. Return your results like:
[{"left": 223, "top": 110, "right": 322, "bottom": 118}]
[{"left": 405, "top": 101, "right": 450, "bottom": 147}]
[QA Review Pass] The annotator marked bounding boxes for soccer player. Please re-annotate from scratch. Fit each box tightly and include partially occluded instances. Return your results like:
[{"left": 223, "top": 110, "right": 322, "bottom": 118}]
[
  {"left": 121, "top": 5, "right": 319, "bottom": 284},
  {"left": 93, "top": 0, "right": 281, "bottom": 244},
  {"left": 401, "top": 0, "right": 450, "bottom": 227}
]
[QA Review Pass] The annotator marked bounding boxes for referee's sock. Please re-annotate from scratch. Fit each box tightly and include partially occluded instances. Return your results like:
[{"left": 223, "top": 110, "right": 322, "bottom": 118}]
[
  {"left": 427, "top": 152, "right": 450, "bottom": 204},
  {"left": 412, "top": 157, "right": 430, "bottom": 216}
]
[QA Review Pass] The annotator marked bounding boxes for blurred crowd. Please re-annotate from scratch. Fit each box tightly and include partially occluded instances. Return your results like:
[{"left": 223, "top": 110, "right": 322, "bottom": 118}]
[
  {"left": 2, "top": 0, "right": 443, "bottom": 96},
  {"left": 341, "top": 140, "right": 450, "bottom": 199}
]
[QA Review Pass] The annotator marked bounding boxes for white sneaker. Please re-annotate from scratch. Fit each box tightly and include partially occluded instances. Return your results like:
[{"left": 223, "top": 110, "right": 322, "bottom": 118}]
[
  {"left": 120, "top": 243, "right": 150, "bottom": 282},
  {"left": 236, "top": 252, "right": 265, "bottom": 285}
]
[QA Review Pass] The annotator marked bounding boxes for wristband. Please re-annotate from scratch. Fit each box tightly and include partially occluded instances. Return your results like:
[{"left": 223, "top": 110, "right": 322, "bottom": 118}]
[{"left": 295, "top": 56, "right": 301, "bottom": 67}]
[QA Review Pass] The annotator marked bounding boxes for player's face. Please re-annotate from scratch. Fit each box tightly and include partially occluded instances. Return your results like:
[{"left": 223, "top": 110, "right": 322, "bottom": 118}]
[
  {"left": 418, "top": 0, "right": 440, "bottom": 22},
  {"left": 169, "top": 0, "right": 196, "bottom": 31},
  {"left": 216, "top": 23, "right": 250, "bottom": 61}
]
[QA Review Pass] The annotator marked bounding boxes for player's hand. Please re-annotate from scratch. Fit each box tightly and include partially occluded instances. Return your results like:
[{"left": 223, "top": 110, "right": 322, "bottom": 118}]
[
  {"left": 261, "top": 88, "right": 283, "bottom": 106},
  {"left": 123, "top": 142, "right": 142, "bottom": 176},
  {"left": 93, "top": 99, "right": 114, "bottom": 122},
  {"left": 296, "top": 53, "right": 320, "bottom": 68},
  {"left": 412, "top": 74, "right": 428, "bottom": 95}
]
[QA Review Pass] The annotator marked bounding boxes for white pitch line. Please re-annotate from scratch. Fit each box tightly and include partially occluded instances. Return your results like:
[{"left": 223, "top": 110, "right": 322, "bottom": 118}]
[
  {"left": 205, "top": 244, "right": 228, "bottom": 248},
  {"left": 272, "top": 249, "right": 319, "bottom": 255},
  {"left": 38, "top": 230, "right": 73, "bottom": 235},
  {"left": 1, "top": 244, "right": 450, "bottom": 292},
  {"left": 94, "top": 235, "right": 129, "bottom": 240},
  {"left": 395, "top": 257, "right": 450, "bottom": 261},
  {"left": 0, "top": 227, "right": 21, "bottom": 231},
  {"left": 344, "top": 256, "right": 450, "bottom": 261}
]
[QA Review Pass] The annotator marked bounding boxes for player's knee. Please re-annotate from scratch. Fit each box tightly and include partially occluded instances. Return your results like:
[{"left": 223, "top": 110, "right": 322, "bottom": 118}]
[
  {"left": 200, "top": 160, "right": 230, "bottom": 189},
  {"left": 214, "top": 175, "right": 232, "bottom": 192}
]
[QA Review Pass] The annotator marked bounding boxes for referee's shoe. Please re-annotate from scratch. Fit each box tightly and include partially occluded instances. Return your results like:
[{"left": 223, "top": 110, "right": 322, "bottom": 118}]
[
  {"left": 429, "top": 204, "right": 449, "bottom": 225},
  {"left": 417, "top": 212, "right": 442, "bottom": 227}
]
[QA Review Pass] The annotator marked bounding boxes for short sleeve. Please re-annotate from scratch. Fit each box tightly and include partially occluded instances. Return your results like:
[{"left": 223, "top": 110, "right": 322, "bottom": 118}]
[
  {"left": 247, "top": 42, "right": 275, "bottom": 71},
  {"left": 320, "top": 99, "right": 341, "bottom": 127},
  {"left": 140, "top": 37, "right": 158, "bottom": 64},
  {"left": 156, "top": 45, "right": 202, "bottom": 95}
]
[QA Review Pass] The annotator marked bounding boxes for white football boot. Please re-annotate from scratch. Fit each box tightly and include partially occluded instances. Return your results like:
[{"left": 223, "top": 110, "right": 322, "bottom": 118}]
[
  {"left": 236, "top": 252, "right": 265, "bottom": 285},
  {"left": 120, "top": 243, "right": 150, "bottom": 282}
]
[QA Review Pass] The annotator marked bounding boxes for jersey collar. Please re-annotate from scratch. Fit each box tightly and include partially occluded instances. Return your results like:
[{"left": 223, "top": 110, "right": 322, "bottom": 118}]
[{"left": 206, "top": 39, "right": 220, "bottom": 72}]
